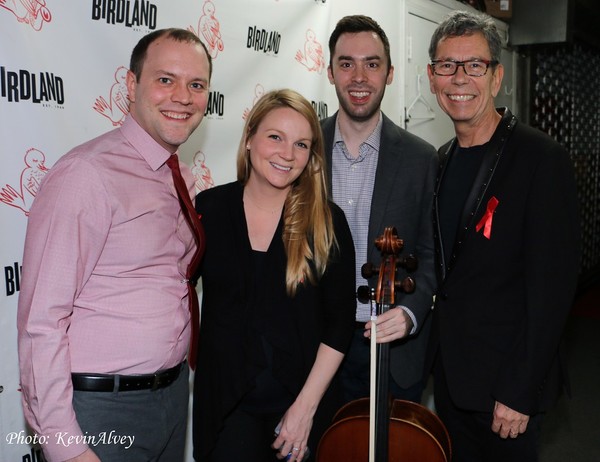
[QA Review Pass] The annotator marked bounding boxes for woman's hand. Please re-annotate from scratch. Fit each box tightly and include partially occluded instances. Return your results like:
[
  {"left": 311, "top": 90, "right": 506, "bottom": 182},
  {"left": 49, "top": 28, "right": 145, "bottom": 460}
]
[
  {"left": 272, "top": 401, "right": 313, "bottom": 461},
  {"left": 272, "top": 344, "right": 345, "bottom": 461}
]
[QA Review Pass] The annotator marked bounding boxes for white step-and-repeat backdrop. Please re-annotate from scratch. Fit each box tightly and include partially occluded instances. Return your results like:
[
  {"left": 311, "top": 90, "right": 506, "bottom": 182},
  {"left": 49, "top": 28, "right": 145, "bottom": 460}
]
[{"left": 0, "top": 1, "right": 417, "bottom": 460}]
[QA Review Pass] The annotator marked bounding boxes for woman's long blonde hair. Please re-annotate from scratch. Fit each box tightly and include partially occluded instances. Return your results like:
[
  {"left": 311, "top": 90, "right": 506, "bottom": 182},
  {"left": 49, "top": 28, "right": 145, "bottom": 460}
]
[{"left": 237, "top": 89, "right": 335, "bottom": 296}]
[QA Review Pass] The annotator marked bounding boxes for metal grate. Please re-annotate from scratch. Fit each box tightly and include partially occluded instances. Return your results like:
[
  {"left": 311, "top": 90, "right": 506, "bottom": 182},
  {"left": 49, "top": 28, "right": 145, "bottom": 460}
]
[{"left": 532, "top": 42, "right": 600, "bottom": 280}]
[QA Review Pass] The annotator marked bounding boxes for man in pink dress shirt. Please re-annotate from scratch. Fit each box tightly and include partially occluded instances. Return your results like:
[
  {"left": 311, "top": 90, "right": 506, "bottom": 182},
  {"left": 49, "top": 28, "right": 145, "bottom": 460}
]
[{"left": 17, "top": 28, "right": 211, "bottom": 462}]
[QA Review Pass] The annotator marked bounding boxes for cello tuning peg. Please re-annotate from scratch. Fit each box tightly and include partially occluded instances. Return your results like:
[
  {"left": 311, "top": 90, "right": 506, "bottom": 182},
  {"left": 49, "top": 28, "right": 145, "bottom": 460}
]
[
  {"left": 361, "top": 262, "right": 377, "bottom": 279},
  {"left": 397, "top": 276, "right": 416, "bottom": 294},
  {"left": 356, "top": 285, "right": 373, "bottom": 303},
  {"left": 398, "top": 254, "right": 418, "bottom": 272}
]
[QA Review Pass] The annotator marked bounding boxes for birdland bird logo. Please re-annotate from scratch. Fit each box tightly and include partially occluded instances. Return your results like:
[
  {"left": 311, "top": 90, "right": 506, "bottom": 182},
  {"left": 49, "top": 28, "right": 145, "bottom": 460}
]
[
  {"left": 189, "top": 0, "right": 223, "bottom": 59},
  {"left": 192, "top": 150, "right": 214, "bottom": 193},
  {"left": 93, "top": 66, "right": 130, "bottom": 126},
  {"left": 295, "top": 29, "right": 325, "bottom": 74},
  {"left": 242, "top": 83, "right": 265, "bottom": 121},
  {"left": 1, "top": 148, "right": 49, "bottom": 216},
  {"left": 0, "top": 0, "right": 52, "bottom": 31}
]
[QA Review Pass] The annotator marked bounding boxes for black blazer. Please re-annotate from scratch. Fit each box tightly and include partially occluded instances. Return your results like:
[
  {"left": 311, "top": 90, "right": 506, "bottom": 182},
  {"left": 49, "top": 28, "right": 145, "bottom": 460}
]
[
  {"left": 427, "top": 108, "right": 581, "bottom": 414},
  {"left": 321, "top": 112, "right": 438, "bottom": 388},
  {"left": 192, "top": 181, "right": 356, "bottom": 460}
]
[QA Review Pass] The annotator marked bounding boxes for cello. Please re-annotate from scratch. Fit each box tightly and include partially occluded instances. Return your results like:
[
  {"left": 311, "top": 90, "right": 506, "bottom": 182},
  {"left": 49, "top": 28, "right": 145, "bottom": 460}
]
[{"left": 316, "top": 227, "right": 451, "bottom": 462}]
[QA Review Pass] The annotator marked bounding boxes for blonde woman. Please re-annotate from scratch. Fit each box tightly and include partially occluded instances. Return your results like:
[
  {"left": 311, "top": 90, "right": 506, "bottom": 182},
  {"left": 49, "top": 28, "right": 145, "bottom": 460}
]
[{"left": 192, "top": 89, "right": 356, "bottom": 462}]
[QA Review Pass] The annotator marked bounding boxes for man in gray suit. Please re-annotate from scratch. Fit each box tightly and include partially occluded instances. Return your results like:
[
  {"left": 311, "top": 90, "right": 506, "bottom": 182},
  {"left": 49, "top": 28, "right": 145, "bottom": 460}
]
[{"left": 322, "top": 15, "right": 438, "bottom": 404}]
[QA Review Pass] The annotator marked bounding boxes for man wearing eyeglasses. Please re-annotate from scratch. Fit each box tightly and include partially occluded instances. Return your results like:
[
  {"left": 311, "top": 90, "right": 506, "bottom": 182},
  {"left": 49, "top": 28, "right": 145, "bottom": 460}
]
[{"left": 424, "top": 10, "right": 581, "bottom": 462}]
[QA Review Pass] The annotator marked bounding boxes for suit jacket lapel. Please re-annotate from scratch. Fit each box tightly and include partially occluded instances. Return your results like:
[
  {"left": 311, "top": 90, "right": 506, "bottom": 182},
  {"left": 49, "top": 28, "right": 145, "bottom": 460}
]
[
  {"left": 433, "top": 139, "right": 455, "bottom": 280},
  {"left": 321, "top": 114, "right": 336, "bottom": 198},
  {"left": 368, "top": 114, "right": 403, "bottom": 263},
  {"left": 436, "top": 108, "right": 517, "bottom": 279}
]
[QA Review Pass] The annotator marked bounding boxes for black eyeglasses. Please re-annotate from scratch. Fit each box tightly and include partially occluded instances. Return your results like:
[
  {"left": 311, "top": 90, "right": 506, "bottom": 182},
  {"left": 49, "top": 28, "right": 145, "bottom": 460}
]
[{"left": 430, "top": 59, "right": 499, "bottom": 77}]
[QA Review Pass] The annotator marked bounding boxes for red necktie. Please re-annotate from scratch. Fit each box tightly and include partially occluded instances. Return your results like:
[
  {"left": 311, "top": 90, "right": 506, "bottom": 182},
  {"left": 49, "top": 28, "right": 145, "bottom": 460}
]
[{"left": 166, "top": 154, "right": 205, "bottom": 370}]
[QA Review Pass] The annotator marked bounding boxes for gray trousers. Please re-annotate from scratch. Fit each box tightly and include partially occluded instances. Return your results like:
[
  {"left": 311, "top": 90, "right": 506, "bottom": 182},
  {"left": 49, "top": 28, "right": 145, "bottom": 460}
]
[{"left": 72, "top": 364, "right": 189, "bottom": 462}]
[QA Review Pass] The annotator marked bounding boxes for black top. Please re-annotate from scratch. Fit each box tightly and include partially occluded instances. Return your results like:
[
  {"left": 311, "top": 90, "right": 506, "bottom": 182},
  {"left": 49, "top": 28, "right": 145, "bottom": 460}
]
[
  {"left": 438, "top": 143, "right": 485, "bottom": 265},
  {"left": 240, "top": 250, "right": 294, "bottom": 413}
]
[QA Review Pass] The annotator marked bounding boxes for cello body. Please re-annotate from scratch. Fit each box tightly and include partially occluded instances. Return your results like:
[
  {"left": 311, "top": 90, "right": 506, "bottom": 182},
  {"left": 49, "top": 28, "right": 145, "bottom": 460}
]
[{"left": 316, "top": 398, "right": 451, "bottom": 462}]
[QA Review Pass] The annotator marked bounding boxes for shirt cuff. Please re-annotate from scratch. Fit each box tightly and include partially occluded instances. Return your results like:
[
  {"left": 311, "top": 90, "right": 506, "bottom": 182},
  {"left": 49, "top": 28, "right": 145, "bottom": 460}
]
[{"left": 399, "top": 305, "right": 417, "bottom": 335}]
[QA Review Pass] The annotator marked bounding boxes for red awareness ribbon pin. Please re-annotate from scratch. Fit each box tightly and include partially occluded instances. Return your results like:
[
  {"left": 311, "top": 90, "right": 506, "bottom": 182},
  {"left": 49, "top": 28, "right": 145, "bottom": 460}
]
[{"left": 475, "top": 196, "right": 499, "bottom": 239}]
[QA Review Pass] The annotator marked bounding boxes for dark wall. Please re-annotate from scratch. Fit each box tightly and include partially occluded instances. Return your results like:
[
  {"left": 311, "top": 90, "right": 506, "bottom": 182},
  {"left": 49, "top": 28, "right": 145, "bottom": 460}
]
[{"left": 524, "top": 41, "right": 600, "bottom": 288}]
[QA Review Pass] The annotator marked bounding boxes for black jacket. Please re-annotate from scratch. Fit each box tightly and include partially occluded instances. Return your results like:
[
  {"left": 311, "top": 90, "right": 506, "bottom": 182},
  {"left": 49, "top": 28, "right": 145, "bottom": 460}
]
[{"left": 426, "top": 109, "right": 581, "bottom": 414}]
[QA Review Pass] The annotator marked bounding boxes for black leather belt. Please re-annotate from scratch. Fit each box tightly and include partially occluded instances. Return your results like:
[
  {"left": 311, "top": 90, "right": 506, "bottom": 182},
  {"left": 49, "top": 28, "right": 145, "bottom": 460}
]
[
  {"left": 355, "top": 321, "right": 368, "bottom": 329},
  {"left": 71, "top": 362, "right": 184, "bottom": 392}
]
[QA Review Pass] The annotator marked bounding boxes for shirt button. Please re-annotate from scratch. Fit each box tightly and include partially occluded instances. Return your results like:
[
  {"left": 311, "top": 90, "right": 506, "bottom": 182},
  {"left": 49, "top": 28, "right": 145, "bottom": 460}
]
[{"left": 348, "top": 199, "right": 354, "bottom": 206}]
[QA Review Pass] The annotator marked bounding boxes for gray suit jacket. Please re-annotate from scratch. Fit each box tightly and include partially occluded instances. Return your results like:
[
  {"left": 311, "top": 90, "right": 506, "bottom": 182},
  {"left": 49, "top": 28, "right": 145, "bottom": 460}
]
[{"left": 321, "top": 111, "right": 438, "bottom": 388}]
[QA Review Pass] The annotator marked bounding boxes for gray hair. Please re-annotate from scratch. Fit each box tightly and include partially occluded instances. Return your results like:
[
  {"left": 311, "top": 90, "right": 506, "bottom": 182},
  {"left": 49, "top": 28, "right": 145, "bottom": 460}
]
[{"left": 428, "top": 10, "right": 502, "bottom": 63}]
